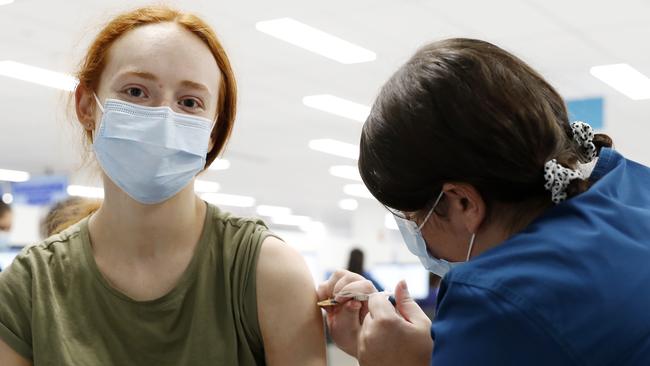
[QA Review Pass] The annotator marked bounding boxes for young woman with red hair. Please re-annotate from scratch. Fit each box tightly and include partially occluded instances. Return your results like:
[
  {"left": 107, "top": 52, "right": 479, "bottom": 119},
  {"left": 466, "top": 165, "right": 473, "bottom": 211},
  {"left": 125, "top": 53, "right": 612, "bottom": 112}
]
[{"left": 0, "top": 6, "right": 325, "bottom": 365}]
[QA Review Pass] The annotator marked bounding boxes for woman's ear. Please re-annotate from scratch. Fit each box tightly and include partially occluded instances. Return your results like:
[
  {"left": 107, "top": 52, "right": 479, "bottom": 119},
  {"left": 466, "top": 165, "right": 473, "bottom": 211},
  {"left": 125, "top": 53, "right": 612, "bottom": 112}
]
[
  {"left": 441, "top": 183, "right": 486, "bottom": 235},
  {"left": 75, "top": 84, "right": 97, "bottom": 132}
]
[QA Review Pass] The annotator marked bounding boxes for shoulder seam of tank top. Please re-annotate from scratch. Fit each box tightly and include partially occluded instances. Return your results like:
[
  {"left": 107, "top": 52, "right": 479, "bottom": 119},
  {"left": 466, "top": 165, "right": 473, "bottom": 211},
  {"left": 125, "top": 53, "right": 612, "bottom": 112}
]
[{"left": 209, "top": 205, "right": 269, "bottom": 230}]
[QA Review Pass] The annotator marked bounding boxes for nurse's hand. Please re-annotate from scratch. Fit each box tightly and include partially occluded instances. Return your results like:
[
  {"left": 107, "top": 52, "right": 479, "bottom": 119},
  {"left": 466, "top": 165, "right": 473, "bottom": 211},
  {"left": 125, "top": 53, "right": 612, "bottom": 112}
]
[
  {"left": 357, "top": 280, "right": 433, "bottom": 366},
  {"left": 317, "top": 270, "right": 377, "bottom": 357}
]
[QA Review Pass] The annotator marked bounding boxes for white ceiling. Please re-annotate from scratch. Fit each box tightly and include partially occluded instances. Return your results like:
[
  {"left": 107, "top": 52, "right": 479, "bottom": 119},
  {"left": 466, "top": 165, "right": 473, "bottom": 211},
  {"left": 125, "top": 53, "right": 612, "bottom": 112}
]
[{"left": 0, "top": 0, "right": 649, "bottom": 232}]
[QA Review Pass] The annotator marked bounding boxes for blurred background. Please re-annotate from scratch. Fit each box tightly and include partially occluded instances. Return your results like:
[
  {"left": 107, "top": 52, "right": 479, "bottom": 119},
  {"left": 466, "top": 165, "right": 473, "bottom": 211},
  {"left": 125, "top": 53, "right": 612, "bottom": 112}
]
[{"left": 0, "top": 1, "right": 648, "bottom": 363}]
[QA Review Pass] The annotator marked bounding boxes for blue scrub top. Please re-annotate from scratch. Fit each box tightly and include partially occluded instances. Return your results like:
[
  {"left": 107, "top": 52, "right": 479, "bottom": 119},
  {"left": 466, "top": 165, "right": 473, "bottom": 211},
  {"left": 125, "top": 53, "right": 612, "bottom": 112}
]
[{"left": 431, "top": 148, "right": 650, "bottom": 365}]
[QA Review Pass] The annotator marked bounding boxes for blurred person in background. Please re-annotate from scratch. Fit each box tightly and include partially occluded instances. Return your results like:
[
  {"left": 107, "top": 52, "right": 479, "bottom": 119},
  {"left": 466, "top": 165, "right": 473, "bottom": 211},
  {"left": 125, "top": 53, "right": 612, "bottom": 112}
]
[
  {"left": 0, "top": 201, "right": 12, "bottom": 247},
  {"left": 41, "top": 197, "right": 101, "bottom": 238},
  {"left": 319, "top": 38, "right": 650, "bottom": 365},
  {"left": 346, "top": 248, "right": 383, "bottom": 292},
  {"left": 0, "top": 6, "right": 325, "bottom": 366}
]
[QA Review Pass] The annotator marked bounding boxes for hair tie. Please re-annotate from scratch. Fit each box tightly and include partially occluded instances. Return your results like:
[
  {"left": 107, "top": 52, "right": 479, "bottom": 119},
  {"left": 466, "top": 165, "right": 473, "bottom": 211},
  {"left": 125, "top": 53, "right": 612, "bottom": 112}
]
[
  {"left": 544, "top": 159, "right": 584, "bottom": 204},
  {"left": 571, "top": 121, "right": 597, "bottom": 162}
]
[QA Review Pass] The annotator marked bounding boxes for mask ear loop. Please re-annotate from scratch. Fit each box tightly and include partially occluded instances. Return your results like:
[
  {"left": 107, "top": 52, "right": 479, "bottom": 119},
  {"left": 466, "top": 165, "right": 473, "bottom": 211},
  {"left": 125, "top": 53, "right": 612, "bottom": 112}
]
[
  {"left": 209, "top": 116, "right": 218, "bottom": 146},
  {"left": 417, "top": 190, "right": 445, "bottom": 231},
  {"left": 91, "top": 93, "right": 105, "bottom": 143},
  {"left": 210, "top": 113, "right": 218, "bottom": 130},
  {"left": 466, "top": 233, "right": 476, "bottom": 261}
]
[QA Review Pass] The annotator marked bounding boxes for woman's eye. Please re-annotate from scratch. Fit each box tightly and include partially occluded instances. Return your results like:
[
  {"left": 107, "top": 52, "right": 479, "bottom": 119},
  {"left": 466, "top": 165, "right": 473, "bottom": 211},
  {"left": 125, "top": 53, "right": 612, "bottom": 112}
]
[
  {"left": 125, "top": 87, "right": 145, "bottom": 98},
  {"left": 179, "top": 98, "right": 201, "bottom": 109}
]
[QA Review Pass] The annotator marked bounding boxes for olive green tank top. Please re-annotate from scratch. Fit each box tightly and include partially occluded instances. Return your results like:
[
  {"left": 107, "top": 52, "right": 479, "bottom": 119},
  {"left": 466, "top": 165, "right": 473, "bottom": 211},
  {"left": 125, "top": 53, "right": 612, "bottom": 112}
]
[{"left": 0, "top": 203, "right": 275, "bottom": 365}]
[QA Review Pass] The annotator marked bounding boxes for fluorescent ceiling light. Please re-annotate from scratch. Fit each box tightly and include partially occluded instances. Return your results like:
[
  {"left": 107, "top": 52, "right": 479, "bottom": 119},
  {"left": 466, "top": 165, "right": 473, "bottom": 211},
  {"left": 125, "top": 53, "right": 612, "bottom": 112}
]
[
  {"left": 201, "top": 193, "right": 255, "bottom": 207},
  {"left": 0, "top": 168, "right": 30, "bottom": 182},
  {"left": 194, "top": 180, "right": 220, "bottom": 193},
  {"left": 309, "top": 139, "right": 359, "bottom": 160},
  {"left": 590, "top": 63, "right": 650, "bottom": 100},
  {"left": 67, "top": 185, "right": 104, "bottom": 199},
  {"left": 0, "top": 60, "right": 78, "bottom": 91},
  {"left": 329, "top": 165, "right": 362, "bottom": 181},
  {"left": 338, "top": 198, "right": 359, "bottom": 211},
  {"left": 343, "top": 184, "right": 373, "bottom": 199},
  {"left": 208, "top": 159, "right": 231, "bottom": 171},
  {"left": 255, "top": 18, "right": 376, "bottom": 64},
  {"left": 256, "top": 205, "right": 292, "bottom": 217},
  {"left": 2, "top": 193, "right": 13, "bottom": 204},
  {"left": 0, "top": 0, "right": 15, "bottom": 5},
  {"left": 385, "top": 213, "right": 399, "bottom": 231},
  {"left": 303, "top": 95, "right": 370, "bottom": 122}
]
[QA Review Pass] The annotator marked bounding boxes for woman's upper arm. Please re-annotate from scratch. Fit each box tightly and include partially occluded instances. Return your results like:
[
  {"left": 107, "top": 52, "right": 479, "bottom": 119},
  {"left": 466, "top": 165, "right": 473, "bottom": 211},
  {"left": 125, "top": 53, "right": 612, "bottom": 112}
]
[
  {"left": 0, "top": 338, "right": 31, "bottom": 366},
  {"left": 256, "top": 236, "right": 326, "bottom": 366}
]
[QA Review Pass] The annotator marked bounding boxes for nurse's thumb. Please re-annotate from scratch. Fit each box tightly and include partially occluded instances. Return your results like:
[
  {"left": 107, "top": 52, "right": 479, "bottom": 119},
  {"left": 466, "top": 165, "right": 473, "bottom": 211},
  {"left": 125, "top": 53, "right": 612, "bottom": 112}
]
[{"left": 395, "top": 280, "right": 429, "bottom": 325}]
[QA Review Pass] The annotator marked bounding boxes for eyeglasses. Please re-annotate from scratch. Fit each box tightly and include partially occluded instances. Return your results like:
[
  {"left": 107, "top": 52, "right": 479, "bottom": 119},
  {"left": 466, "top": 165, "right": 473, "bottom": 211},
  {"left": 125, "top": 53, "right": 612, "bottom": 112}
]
[{"left": 385, "top": 190, "right": 445, "bottom": 230}]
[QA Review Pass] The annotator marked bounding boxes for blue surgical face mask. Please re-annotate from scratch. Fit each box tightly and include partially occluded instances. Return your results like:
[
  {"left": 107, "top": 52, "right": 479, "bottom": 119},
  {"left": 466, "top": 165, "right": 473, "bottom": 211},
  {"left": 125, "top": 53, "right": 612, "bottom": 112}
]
[
  {"left": 93, "top": 96, "right": 214, "bottom": 204},
  {"left": 391, "top": 191, "right": 476, "bottom": 277}
]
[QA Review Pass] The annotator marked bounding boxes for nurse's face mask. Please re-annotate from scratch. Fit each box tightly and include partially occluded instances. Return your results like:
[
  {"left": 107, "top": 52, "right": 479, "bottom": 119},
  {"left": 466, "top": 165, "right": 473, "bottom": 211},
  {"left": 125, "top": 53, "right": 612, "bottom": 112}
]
[
  {"left": 92, "top": 95, "right": 215, "bottom": 204},
  {"left": 389, "top": 191, "right": 476, "bottom": 277}
]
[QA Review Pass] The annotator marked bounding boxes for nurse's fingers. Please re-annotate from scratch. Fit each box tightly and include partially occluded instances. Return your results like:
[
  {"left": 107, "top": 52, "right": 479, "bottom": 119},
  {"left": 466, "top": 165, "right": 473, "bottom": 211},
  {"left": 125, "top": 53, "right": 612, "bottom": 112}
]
[
  {"left": 367, "top": 291, "right": 399, "bottom": 322},
  {"left": 317, "top": 269, "right": 364, "bottom": 301},
  {"left": 317, "top": 270, "right": 347, "bottom": 300},
  {"left": 325, "top": 300, "right": 364, "bottom": 356},
  {"left": 360, "top": 308, "right": 374, "bottom": 329},
  {"left": 394, "top": 280, "right": 430, "bottom": 326},
  {"left": 334, "top": 279, "right": 377, "bottom": 302},
  {"left": 332, "top": 300, "right": 363, "bottom": 330}
]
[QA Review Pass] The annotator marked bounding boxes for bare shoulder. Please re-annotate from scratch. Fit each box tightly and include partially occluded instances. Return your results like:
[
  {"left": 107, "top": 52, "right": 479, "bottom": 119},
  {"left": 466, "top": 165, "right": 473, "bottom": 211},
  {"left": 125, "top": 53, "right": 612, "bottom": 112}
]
[
  {"left": 256, "top": 236, "right": 317, "bottom": 303},
  {"left": 256, "top": 236, "right": 326, "bottom": 366},
  {"left": 257, "top": 236, "right": 309, "bottom": 279}
]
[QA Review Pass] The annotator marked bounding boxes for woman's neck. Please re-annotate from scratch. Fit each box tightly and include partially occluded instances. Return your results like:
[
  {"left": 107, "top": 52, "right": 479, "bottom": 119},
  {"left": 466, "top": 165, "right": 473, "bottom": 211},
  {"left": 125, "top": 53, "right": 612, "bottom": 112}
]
[{"left": 88, "top": 177, "right": 207, "bottom": 259}]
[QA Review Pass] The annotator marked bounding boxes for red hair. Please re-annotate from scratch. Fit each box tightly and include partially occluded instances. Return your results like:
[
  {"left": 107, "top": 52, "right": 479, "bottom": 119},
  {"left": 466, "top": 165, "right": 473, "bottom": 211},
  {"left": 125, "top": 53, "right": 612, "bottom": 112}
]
[{"left": 75, "top": 5, "right": 237, "bottom": 168}]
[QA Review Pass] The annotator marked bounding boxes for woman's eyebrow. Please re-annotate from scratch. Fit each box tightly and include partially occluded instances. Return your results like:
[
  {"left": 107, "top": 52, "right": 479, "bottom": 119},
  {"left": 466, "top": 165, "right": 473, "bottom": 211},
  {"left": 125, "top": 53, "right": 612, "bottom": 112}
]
[
  {"left": 179, "top": 80, "right": 210, "bottom": 93},
  {"left": 119, "top": 71, "right": 158, "bottom": 81}
]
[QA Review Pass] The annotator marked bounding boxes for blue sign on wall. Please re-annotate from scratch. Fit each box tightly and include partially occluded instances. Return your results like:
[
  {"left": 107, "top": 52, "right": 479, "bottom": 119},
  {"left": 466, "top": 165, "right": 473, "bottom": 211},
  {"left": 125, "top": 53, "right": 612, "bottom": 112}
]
[
  {"left": 11, "top": 176, "right": 68, "bottom": 206},
  {"left": 566, "top": 97, "right": 604, "bottom": 130}
]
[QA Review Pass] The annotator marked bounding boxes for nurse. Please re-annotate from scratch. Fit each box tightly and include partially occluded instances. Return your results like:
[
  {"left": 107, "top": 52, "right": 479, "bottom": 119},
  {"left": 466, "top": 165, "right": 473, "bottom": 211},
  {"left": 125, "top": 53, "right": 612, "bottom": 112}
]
[{"left": 318, "top": 38, "right": 650, "bottom": 365}]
